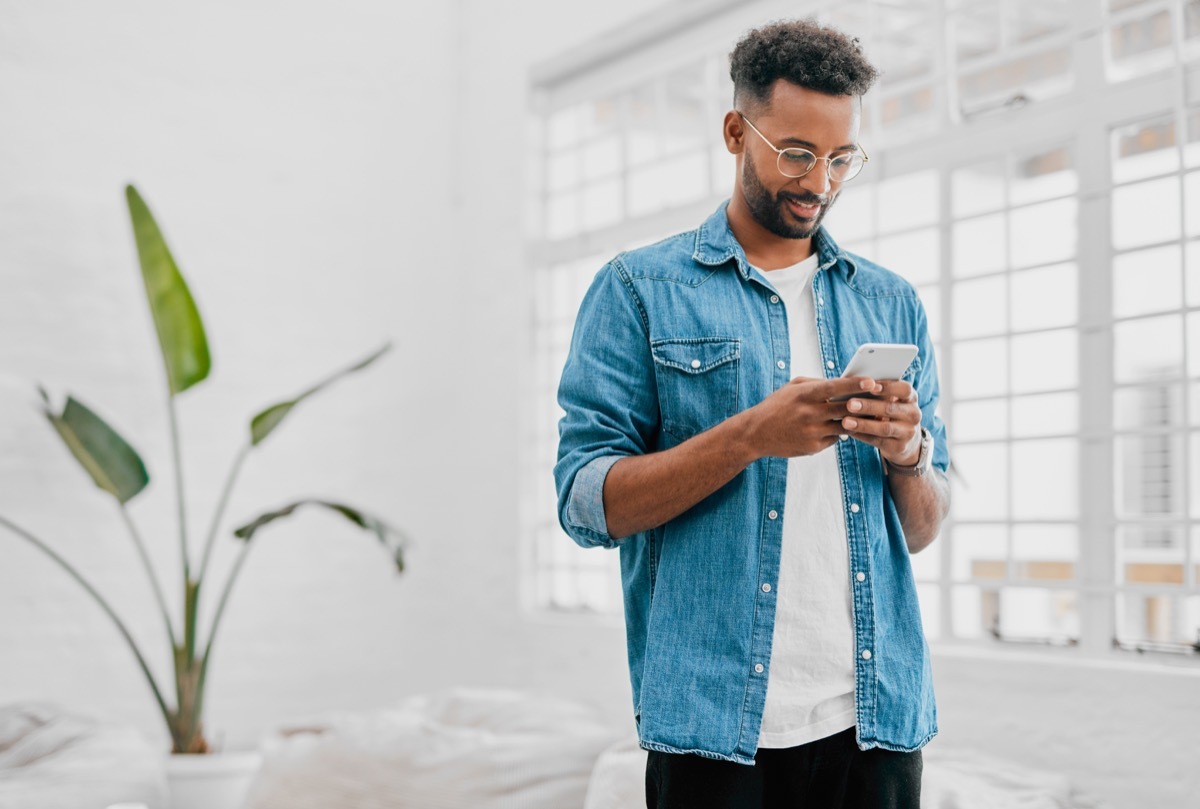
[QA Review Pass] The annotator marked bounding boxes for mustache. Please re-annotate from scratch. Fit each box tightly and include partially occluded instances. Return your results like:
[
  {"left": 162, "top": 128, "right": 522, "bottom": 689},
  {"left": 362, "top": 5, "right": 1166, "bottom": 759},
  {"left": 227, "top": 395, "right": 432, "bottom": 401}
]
[{"left": 779, "top": 191, "right": 829, "bottom": 206}]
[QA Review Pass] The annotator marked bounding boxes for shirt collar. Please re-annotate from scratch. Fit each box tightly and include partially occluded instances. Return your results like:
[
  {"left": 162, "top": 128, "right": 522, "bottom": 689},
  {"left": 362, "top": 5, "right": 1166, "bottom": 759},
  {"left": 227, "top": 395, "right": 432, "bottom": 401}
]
[{"left": 693, "top": 200, "right": 858, "bottom": 280}]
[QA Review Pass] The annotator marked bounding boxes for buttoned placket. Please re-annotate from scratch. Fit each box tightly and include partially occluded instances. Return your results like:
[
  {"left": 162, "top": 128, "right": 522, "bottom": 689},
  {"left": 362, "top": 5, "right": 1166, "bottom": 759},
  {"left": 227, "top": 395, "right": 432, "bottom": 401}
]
[{"left": 812, "top": 257, "right": 879, "bottom": 750}]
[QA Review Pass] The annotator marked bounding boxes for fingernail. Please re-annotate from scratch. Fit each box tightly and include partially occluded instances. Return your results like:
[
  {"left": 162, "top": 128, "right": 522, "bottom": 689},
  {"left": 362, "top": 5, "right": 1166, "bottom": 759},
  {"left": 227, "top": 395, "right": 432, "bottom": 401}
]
[
  {"left": 843, "top": 418, "right": 858, "bottom": 429},
  {"left": 847, "top": 399, "right": 862, "bottom": 412}
]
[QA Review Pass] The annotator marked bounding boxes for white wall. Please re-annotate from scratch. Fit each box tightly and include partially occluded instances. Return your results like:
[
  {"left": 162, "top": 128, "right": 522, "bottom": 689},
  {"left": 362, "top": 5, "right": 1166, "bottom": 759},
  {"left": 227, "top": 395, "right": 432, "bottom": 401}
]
[
  {"left": 2, "top": 3, "right": 1198, "bottom": 808},
  {"left": 0, "top": 0, "right": 662, "bottom": 753}
]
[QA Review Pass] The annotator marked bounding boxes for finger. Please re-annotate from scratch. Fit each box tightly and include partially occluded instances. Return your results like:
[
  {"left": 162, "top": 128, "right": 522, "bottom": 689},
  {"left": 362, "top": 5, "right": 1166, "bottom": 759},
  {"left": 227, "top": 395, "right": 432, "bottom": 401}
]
[
  {"left": 841, "top": 415, "right": 909, "bottom": 440},
  {"left": 815, "top": 376, "right": 885, "bottom": 402},
  {"left": 876, "top": 380, "right": 916, "bottom": 403},
  {"left": 844, "top": 397, "right": 921, "bottom": 422}
]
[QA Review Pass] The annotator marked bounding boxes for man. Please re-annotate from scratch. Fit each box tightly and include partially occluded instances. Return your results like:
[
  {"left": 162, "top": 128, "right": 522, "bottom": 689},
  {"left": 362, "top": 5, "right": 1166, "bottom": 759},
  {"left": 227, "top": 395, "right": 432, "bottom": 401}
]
[{"left": 554, "top": 18, "right": 950, "bottom": 809}]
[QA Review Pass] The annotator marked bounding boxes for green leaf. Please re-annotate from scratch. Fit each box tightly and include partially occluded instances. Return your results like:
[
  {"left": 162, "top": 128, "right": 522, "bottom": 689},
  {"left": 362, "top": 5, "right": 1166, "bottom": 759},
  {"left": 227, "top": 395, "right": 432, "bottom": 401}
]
[
  {"left": 125, "top": 184, "right": 211, "bottom": 396},
  {"left": 249, "top": 342, "right": 391, "bottom": 447},
  {"left": 43, "top": 395, "right": 149, "bottom": 503},
  {"left": 233, "top": 498, "right": 407, "bottom": 572}
]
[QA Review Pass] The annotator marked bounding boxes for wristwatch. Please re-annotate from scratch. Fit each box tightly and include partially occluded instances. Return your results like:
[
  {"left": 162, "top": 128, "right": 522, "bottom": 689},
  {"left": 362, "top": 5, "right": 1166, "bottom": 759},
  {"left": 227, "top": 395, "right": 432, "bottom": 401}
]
[{"left": 884, "top": 427, "right": 934, "bottom": 477}]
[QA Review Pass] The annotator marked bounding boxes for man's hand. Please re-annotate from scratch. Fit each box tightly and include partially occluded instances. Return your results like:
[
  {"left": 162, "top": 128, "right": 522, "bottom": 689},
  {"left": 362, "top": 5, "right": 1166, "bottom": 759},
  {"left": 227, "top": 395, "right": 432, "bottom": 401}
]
[
  {"left": 744, "top": 376, "right": 884, "bottom": 460},
  {"left": 838, "top": 379, "right": 922, "bottom": 466}
]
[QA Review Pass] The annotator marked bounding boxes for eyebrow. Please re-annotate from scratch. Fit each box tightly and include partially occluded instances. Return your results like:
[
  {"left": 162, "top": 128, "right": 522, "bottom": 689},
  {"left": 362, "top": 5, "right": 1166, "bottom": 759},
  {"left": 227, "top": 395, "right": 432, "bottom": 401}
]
[{"left": 779, "top": 137, "right": 859, "bottom": 152}]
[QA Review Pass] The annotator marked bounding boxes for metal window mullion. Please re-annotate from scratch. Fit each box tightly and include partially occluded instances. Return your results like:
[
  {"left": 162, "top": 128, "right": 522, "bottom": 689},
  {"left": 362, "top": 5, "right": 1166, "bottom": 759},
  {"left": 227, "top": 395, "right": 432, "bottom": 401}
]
[{"left": 1076, "top": 0, "right": 1119, "bottom": 654}]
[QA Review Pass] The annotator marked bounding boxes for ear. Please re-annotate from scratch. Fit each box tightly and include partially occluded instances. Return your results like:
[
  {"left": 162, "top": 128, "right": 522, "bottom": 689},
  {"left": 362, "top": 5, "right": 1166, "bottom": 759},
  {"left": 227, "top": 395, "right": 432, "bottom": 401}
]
[{"left": 722, "top": 110, "right": 746, "bottom": 155}]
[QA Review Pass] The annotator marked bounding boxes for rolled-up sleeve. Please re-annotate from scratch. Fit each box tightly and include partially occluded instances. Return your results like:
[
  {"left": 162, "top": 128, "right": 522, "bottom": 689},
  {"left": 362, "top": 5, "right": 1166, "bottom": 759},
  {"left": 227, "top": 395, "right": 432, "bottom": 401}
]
[
  {"left": 913, "top": 297, "right": 950, "bottom": 474},
  {"left": 554, "top": 259, "right": 659, "bottom": 549}
]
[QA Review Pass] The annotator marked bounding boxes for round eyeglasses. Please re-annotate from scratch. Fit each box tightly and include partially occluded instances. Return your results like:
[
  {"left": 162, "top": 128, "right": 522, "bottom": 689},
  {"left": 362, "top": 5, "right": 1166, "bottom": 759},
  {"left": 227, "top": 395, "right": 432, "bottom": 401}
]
[{"left": 738, "top": 112, "right": 869, "bottom": 183}]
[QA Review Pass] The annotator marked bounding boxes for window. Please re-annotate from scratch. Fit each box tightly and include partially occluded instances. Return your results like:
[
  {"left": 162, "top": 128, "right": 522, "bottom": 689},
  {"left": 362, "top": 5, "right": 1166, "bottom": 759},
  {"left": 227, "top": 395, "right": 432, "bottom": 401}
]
[{"left": 526, "top": 0, "right": 1200, "bottom": 659}]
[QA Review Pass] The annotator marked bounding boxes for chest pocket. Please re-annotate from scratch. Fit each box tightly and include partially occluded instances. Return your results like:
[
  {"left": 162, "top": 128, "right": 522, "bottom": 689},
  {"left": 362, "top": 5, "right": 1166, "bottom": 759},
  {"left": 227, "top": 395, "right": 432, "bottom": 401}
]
[{"left": 650, "top": 337, "right": 740, "bottom": 442}]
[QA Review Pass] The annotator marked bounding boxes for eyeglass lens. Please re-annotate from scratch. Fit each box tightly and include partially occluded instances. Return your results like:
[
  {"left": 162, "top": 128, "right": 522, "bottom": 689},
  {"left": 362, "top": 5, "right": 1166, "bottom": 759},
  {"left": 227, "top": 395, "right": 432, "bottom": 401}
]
[{"left": 778, "top": 149, "right": 865, "bottom": 181}]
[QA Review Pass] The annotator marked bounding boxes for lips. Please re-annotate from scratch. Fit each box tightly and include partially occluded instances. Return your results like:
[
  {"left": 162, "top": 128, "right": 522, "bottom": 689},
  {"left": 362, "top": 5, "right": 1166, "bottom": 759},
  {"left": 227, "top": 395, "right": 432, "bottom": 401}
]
[{"left": 784, "top": 196, "right": 823, "bottom": 219}]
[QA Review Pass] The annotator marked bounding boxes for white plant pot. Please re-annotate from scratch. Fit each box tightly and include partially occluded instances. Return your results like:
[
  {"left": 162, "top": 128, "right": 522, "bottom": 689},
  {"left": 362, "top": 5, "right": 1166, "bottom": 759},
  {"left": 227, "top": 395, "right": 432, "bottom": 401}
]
[{"left": 166, "top": 750, "right": 263, "bottom": 809}]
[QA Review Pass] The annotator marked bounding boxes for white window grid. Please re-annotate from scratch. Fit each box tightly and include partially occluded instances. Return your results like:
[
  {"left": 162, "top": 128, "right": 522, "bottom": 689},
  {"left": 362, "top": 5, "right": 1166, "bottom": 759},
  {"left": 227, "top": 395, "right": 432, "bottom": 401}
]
[{"left": 523, "top": 0, "right": 1200, "bottom": 660}]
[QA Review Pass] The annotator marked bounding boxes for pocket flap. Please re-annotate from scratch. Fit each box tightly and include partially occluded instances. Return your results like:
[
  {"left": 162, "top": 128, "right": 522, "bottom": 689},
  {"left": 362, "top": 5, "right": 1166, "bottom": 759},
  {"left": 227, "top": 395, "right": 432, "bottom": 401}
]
[{"left": 650, "top": 338, "right": 740, "bottom": 374}]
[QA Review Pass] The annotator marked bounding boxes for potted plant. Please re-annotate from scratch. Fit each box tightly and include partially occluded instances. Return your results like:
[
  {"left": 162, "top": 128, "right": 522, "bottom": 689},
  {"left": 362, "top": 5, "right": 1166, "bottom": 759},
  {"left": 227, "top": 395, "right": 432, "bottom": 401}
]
[{"left": 0, "top": 185, "right": 406, "bottom": 809}]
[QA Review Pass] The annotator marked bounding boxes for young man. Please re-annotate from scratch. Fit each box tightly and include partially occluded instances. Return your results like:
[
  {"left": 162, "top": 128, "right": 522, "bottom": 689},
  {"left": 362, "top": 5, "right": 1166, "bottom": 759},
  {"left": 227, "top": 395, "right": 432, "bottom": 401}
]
[{"left": 555, "top": 19, "right": 950, "bottom": 809}]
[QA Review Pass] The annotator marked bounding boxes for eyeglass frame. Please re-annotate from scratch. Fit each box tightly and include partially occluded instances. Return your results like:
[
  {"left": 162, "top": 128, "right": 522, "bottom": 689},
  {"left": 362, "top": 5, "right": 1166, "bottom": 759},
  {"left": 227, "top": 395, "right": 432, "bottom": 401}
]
[{"left": 737, "top": 111, "right": 870, "bottom": 182}]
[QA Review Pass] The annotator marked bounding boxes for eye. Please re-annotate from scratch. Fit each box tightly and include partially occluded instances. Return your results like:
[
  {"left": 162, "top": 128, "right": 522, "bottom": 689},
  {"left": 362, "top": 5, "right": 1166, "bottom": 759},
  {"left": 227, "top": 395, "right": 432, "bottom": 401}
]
[{"left": 780, "top": 149, "right": 815, "bottom": 166}]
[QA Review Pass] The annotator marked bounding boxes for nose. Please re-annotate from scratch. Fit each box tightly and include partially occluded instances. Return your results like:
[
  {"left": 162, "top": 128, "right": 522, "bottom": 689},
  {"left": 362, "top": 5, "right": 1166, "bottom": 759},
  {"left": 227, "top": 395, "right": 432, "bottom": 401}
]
[{"left": 800, "top": 159, "right": 833, "bottom": 195}]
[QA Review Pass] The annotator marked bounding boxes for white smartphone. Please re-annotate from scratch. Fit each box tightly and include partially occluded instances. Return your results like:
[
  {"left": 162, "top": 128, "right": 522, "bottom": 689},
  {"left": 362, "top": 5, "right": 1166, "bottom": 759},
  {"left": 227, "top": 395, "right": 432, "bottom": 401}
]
[{"left": 830, "top": 342, "right": 918, "bottom": 401}]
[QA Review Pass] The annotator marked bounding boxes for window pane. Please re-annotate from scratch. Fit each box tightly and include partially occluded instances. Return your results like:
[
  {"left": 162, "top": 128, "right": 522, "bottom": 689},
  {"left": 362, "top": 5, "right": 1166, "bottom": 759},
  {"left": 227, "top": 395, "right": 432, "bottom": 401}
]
[
  {"left": 1011, "top": 145, "right": 1077, "bottom": 205},
  {"left": 1010, "top": 263, "right": 1077, "bottom": 330},
  {"left": 954, "top": 337, "right": 1009, "bottom": 398},
  {"left": 661, "top": 63, "right": 706, "bottom": 155},
  {"left": 953, "top": 275, "right": 1008, "bottom": 338},
  {"left": 878, "top": 169, "right": 939, "bottom": 231},
  {"left": 952, "top": 443, "right": 1009, "bottom": 520},
  {"left": 911, "top": 537, "right": 942, "bottom": 581},
  {"left": 1114, "top": 383, "right": 1184, "bottom": 430},
  {"left": 581, "top": 179, "right": 621, "bottom": 231},
  {"left": 953, "top": 214, "right": 1007, "bottom": 277},
  {"left": 998, "top": 587, "right": 1079, "bottom": 641},
  {"left": 1113, "top": 177, "right": 1181, "bottom": 250},
  {"left": 1012, "top": 392, "right": 1079, "bottom": 437},
  {"left": 916, "top": 584, "right": 942, "bottom": 640},
  {"left": 952, "top": 523, "right": 1007, "bottom": 581},
  {"left": 1010, "top": 198, "right": 1076, "bottom": 267},
  {"left": 1113, "top": 245, "right": 1182, "bottom": 318},
  {"left": 546, "top": 190, "right": 580, "bottom": 239},
  {"left": 1113, "top": 314, "right": 1183, "bottom": 383},
  {"left": 1186, "top": 241, "right": 1200, "bottom": 307},
  {"left": 952, "top": 584, "right": 997, "bottom": 639},
  {"left": 953, "top": 398, "right": 1008, "bottom": 442},
  {"left": 959, "top": 47, "right": 1072, "bottom": 108},
  {"left": 952, "top": 159, "right": 1005, "bottom": 217},
  {"left": 1112, "top": 116, "right": 1178, "bottom": 183},
  {"left": 1012, "top": 438, "right": 1078, "bottom": 519},
  {"left": 1108, "top": 8, "right": 1174, "bottom": 80},
  {"left": 877, "top": 228, "right": 940, "bottom": 285},
  {"left": 1011, "top": 329, "right": 1076, "bottom": 393},
  {"left": 548, "top": 150, "right": 580, "bottom": 192},
  {"left": 1115, "top": 434, "right": 1185, "bottom": 518},
  {"left": 1117, "top": 525, "right": 1185, "bottom": 588},
  {"left": 826, "top": 183, "right": 875, "bottom": 242},
  {"left": 1116, "top": 593, "right": 1200, "bottom": 647},
  {"left": 1012, "top": 524, "right": 1078, "bottom": 582},
  {"left": 581, "top": 136, "right": 621, "bottom": 182}
]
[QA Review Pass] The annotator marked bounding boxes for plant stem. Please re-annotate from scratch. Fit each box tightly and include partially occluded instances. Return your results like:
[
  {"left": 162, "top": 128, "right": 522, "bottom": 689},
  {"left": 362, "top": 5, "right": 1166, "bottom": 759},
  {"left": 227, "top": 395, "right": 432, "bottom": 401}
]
[
  {"left": 0, "top": 513, "right": 182, "bottom": 751},
  {"left": 193, "top": 537, "right": 254, "bottom": 730},
  {"left": 117, "top": 504, "right": 178, "bottom": 650},
  {"left": 195, "top": 444, "right": 249, "bottom": 588},
  {"left": 167, "top": 394, "right": 196, "bottom": 665}
]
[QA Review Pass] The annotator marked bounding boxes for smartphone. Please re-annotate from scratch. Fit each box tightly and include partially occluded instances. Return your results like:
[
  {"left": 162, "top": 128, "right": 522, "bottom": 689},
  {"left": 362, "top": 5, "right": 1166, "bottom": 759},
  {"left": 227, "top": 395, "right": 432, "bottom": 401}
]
[{"left": 829, "top": 343, "right": 918, "bottom": 401}]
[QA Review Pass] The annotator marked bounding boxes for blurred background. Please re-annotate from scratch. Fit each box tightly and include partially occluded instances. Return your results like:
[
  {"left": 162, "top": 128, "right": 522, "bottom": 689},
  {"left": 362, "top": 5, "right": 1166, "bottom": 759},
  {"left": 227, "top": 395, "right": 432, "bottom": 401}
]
[{"left": 1, "top": 1, "right": 1198, "bottom": 807}]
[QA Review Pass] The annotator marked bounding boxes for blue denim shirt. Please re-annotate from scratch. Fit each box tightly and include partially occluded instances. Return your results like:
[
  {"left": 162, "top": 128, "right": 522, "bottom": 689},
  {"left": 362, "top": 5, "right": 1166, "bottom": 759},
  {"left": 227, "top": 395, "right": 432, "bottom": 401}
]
[{"left": 554, "top": 202, "right": 950, "bottom": 763}]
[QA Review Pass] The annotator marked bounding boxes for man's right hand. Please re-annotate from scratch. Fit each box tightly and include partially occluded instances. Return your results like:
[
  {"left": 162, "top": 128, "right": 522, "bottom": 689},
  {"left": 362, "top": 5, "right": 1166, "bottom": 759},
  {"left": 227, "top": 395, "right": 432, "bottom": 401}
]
[{"left": 744, "top": 376, "right": 884, "bottom": 460}]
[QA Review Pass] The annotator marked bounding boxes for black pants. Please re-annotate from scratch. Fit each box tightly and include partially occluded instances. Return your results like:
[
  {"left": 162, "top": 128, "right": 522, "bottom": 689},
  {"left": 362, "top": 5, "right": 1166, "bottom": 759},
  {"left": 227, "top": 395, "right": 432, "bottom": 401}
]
[{"left": 645, "top": 727, "right": 922, "bottom": 809}]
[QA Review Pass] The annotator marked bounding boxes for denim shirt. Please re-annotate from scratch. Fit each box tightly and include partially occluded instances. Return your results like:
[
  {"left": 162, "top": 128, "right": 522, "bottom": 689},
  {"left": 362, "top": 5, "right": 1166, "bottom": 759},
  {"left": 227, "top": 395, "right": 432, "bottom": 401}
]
[{"left": 554, "top": 202, "right": 950, "bottom": 763}]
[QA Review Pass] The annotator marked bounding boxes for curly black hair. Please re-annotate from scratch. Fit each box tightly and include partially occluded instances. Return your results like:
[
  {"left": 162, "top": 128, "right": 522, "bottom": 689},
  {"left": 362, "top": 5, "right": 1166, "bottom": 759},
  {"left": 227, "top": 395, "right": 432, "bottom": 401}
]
[{"left": 729, "top": 19, "right": 879, "bottom": 108}]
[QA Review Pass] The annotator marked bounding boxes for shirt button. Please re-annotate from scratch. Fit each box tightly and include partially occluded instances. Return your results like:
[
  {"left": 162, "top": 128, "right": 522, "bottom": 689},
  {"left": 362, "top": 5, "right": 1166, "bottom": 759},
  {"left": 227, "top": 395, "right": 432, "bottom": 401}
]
[
  {"left": 856, "top": 572, "right": 866, "bottom": 582},
  {"left": 754, "top": 663, "right": 764, "bottom": 673},
  {"left": 770, "top": 294, "right": 780, "bottom": 304},
  {"left": 839, "top": 434, "right": 850, "bottom": 441},
  {"left": 861, "top": 649, "right": 872, "bottom": 661},
  {"left": 818, "top": 296, "right": 825, "bottom": 305},
  {"left": 768, "top": 510, "right": 779, "bottom": 520},
  {"left": 777, "top": 360, "right": 786, "bottom": 370},
  {"left": 690, "top": 359, "right": 701, "bottom": 369},
  {"left": 826, "top": 360, "right": 835, "bottom": 370},
  {"left": 762, "top": 583, "right": 771, "bottom": 593},
  {"left": 850, "top": 503, "right": 860, "bottom": 513}
]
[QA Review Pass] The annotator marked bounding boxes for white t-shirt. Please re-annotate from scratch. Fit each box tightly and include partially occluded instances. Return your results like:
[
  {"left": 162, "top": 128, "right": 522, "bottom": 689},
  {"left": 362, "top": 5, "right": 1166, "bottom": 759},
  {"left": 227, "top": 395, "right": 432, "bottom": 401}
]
[{"left": 753, "top": 253, "right": 857, "bottom": 748}]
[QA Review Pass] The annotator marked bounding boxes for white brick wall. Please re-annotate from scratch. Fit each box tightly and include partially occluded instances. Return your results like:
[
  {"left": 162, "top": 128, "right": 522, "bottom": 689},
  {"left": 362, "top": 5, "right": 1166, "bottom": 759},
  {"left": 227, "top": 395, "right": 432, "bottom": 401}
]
[{"left": 2, "top": 3, "right": 1197, "bottom": 808}]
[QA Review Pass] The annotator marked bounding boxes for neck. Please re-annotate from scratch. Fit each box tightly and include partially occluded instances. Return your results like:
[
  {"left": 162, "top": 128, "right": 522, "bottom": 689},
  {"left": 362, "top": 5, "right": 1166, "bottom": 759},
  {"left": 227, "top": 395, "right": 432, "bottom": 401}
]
[{"left": 726, "top": 191, "right": 816, "bottom": 270}]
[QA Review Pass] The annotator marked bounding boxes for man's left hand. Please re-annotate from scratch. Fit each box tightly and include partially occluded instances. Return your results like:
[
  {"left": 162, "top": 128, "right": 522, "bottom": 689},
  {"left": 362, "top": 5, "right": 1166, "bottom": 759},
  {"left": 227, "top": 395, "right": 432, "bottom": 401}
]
[{"left": 839, "top": 379, "right": 921, "bottom": 466}]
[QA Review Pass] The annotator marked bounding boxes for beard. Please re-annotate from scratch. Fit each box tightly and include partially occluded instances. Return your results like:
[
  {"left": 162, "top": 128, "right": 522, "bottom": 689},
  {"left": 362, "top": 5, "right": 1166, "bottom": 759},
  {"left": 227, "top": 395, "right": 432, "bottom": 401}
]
[{"left": 742, "top": 148, "right": 837, "bottom": 239}]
